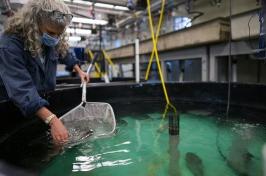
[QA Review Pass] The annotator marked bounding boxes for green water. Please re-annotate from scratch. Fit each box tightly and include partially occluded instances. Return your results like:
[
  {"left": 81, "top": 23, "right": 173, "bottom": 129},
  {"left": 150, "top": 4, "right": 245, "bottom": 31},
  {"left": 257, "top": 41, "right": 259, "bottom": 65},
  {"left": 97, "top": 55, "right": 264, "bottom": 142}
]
[{"left": 41, "top": 111, "right": 266, "bottom": 176}]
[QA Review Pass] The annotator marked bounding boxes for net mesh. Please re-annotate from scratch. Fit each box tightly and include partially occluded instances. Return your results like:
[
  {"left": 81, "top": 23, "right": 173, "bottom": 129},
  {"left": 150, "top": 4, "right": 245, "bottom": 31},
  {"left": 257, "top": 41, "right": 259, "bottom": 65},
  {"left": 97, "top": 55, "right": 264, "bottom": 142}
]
[{"left": 60, "top": 102, "right": 116, "bottom": 146}]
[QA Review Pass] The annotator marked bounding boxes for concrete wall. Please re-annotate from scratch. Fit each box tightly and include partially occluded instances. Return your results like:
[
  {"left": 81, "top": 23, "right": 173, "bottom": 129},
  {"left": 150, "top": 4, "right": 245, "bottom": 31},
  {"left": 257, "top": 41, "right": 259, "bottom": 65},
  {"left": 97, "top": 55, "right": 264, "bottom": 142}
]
[
  {"left": 192, "top": 0, "right": 259, "bottom": 25},
  {"left": 106, "top": 0, "right": 259, "bottom": 50},
  {"left": 104, "top": 0, "right": 261, "bottom": 84},
  {"left": 231, "top": 11, "right": 260, "bottom": 40},
  {"left": 107, "top": 19, "right": 229, "bottom": 59},
  {"left": 109, "top": 37, "right": 266, "bottom": 84}
]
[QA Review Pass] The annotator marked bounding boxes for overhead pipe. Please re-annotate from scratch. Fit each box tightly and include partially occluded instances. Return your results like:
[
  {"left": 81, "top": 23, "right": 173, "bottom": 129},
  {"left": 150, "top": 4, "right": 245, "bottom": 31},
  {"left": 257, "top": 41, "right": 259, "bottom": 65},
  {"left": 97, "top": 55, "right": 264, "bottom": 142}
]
[{"left": 116, "top": 0, "right": 167, "bottom": 28}]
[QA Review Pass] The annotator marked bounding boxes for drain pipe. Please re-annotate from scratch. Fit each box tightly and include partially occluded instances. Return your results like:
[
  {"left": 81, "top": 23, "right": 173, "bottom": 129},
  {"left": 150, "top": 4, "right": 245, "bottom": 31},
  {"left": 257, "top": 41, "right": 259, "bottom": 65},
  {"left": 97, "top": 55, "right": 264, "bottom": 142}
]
[
  {"left": 168, "top": 111, "right": 180, "bottom": 176},
  {"left": 169, "top": 112, "right": 179, "bottom": 136},
  {"left": 135, "top": 38, "right": 140, "bottom": 83}
]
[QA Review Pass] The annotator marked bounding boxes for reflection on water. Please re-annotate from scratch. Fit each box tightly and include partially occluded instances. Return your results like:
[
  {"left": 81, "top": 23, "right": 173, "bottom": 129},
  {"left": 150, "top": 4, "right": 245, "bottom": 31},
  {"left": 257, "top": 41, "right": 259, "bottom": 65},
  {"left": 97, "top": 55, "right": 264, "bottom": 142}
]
[
  {"left": 73, "top": 144, "right": 133, "bottom": 172},
  {"left": 217, "top": 119, "right": 265, "bottom": 176},
  {"left": 40, "top": 112, "right": 266, "bottom": 176},
  {"left": 73, "top": 157, "right": 133, "bottom": 172},
  {"left": 225, "top": 122, "right": 262, "bottom": 175}
]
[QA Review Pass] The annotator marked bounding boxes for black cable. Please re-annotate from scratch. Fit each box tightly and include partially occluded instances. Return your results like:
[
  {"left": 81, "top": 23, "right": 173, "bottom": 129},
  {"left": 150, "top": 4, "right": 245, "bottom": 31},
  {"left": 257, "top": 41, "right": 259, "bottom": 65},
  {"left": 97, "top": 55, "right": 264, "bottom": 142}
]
[
  {"left": 216, "top": 0, "right": 232, "bottom": 169},
  {"left": 226, "top": 0, "right": 232, "bottom": 119},
  {"left": 216, "top": 0, "right": 235, "bottom": 174},
  {"left": 216, "top": 1, "right": 263, "bottom": 175},
  {"left": 248, "top": 13, "right": 257, "bottom": 50}
]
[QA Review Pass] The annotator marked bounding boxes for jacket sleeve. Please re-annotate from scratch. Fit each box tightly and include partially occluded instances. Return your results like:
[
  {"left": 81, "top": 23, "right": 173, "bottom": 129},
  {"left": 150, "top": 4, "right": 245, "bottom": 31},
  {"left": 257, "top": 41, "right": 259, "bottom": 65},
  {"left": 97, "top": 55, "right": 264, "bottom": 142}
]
[
  {"left": 0, "top": 45, "right": 49, "bottom": 117},
  {"left": 59, "top": 49, "right": 79, "bottom": 71}
]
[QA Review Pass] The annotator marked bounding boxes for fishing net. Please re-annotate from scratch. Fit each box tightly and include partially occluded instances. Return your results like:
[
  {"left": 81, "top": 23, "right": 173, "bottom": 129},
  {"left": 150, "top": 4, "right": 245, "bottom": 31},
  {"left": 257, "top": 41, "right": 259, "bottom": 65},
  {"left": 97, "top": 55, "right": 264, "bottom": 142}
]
[{"left": 59, "top": 83, "right": 116, "bottom": 147}]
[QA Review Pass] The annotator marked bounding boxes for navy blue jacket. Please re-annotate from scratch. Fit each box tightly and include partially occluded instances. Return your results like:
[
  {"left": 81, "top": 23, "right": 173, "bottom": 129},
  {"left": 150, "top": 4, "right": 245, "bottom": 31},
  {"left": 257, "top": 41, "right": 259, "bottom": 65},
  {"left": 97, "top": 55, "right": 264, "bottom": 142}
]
[{"left": 0, "top": 34, "right": 79, "bottom": 117}]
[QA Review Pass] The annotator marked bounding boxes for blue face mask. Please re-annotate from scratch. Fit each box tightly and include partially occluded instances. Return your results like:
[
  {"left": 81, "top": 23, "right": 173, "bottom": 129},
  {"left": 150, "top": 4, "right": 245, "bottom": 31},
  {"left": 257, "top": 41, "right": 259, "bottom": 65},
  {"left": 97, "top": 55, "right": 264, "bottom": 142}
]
[{"left": 41, "top": 33, "right": 59, "bottom": 47}]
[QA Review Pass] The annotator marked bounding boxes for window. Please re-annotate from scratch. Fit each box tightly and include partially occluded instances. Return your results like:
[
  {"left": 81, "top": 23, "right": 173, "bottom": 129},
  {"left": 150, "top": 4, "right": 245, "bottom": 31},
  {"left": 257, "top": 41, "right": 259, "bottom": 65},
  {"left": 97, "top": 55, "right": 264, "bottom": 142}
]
[{"left": 173, "top": 16, "right": 192, "bottom": 31}]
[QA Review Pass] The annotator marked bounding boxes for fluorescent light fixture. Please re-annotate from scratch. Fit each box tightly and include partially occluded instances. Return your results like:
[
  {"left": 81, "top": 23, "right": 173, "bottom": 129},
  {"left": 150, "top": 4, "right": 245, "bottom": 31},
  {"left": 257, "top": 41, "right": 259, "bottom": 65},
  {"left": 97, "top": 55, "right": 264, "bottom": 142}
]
[
  {"left": 10, "top": 0, "right": 28, "bottom": 4},
  {"left": 73, "top": 0, "right": 92, "bottom": 5},
  {"left": 68, "top": 36, "right": 81, "bottom": 42},
  {"left": 95, "top": 3, "right": 114, "bottom": 9},
  {"left": 114, "top": 6, "right": 129, "bottom": 11},
  {"left": 64, "top": 0, "right": 129, "bottom": 12},
  {"left": 66, "top": 28, "right": 91, "bottom": 36},
  {"left": 64, "top": 0, "right": 92, "bottom": 5},
  {"left": 72, "top": 17, "right": 108, "bottom": 25}
]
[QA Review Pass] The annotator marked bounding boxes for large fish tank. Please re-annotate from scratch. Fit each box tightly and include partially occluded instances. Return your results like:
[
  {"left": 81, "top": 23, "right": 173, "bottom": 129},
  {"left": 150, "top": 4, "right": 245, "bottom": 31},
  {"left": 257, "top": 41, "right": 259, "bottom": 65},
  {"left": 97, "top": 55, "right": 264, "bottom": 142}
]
[{"left": 0, "top": 82, "right": 265, "bottom": 176}]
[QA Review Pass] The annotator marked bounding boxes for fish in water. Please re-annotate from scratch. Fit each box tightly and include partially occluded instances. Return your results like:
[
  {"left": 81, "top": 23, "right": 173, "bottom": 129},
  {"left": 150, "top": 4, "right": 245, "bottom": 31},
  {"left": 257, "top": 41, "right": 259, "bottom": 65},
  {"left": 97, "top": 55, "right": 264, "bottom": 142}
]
[
  {"left": 68, "top": 128, "right": 94, "bottom": 142},
  {"left": 80, "top": 129, "right": 94, "bottom": 140},
  {"left": 185, "top": 152, "right": 204, "bottom": 176},
  {"left": 225, "top": 131, "right": 256, "bottom": 176},
  {"left": 187, "top": 110, "right": 212, "bottom": 116},
  {"left": 135, "top": 114, "right": 150, "bottom": 120},
  {"left": 227, "top": 148, "right": 254, "bottom": 176},
  {"left": 117, "top": 119, "right": 128, "bottom": 126}
]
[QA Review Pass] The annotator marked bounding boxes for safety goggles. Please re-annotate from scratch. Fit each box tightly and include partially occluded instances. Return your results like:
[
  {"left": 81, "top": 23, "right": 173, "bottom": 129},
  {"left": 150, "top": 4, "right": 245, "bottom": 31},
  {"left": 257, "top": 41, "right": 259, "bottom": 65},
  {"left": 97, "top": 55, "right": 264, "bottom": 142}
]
[{"left": 41, "top": 9, "right": 73, "bottom": 24}]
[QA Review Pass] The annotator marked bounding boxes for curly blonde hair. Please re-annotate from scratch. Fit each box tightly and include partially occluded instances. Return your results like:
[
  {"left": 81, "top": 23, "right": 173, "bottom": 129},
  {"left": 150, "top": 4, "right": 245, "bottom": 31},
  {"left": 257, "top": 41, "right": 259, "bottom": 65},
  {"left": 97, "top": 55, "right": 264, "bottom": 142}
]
[{"left": 4, "top": 0, "right": 72, "bottom": 57}]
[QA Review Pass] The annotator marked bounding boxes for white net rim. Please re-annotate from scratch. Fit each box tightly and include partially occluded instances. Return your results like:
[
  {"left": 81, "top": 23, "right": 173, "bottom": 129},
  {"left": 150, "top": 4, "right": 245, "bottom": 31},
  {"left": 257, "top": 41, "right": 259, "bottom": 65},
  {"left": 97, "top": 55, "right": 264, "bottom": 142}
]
[{"left": 59, "top": 101, "right": 117, "bottom": 136}]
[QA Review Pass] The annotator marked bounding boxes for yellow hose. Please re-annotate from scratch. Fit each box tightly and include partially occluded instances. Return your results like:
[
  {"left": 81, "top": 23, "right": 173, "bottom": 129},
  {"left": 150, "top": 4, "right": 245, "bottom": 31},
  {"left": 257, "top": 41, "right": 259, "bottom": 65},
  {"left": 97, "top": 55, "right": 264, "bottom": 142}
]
[
  {"left": 87, "top": 49, "right": 101, "bottom": 74},
  {"left": 146, "top": 0, "right": 169, "bottom": 104},
  {"left": 102, "top": 49, "right": 120, "bottom": 74},
  {"left": 145, "top": 0, "right": 165, "bottom": 81},
  {"left": 146, "top": 0, "right": 177, "bottom": 117},
  {"left": 102, "top": 50, "right": 115, "bottom": 67}
]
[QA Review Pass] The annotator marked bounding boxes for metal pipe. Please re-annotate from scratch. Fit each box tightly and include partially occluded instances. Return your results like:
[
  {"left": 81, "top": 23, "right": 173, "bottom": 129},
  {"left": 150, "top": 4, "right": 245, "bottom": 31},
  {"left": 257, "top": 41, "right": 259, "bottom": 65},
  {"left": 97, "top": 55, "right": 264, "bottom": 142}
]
[
  {"left": 117, "top": 0, "right": 167, "bottom": 28},
  {"left": 135, "top": 38, "right": 140, "bottom": 83}
]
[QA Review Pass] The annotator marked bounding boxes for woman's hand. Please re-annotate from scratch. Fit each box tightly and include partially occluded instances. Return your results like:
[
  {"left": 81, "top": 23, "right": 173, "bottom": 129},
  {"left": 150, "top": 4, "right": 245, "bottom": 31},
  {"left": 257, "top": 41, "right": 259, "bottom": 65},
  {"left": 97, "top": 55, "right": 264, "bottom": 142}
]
[
  {"left": 78, "top": 70, "right": 90, "bottom": 83},
  {"left": 36, "top": 107, "right": 68, "bottom": 145},
  {"left": 50, "top": 117, "right": 69, "bottom": 145},
  {"left": 74, "top": 65, "right": 90, "bottom": 83}
]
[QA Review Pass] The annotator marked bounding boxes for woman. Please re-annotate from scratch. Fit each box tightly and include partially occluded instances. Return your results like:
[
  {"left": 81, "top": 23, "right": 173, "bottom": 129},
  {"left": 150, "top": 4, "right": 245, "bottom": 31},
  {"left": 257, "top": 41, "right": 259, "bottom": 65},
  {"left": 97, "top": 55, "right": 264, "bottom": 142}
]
[{"left": 0, "top": 0, "right": 89, "bottom": 144}]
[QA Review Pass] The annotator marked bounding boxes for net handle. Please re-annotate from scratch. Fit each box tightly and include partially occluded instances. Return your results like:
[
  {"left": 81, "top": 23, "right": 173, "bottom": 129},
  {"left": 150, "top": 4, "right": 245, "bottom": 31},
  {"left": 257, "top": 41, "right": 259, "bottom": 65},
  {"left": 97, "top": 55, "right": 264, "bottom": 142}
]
[
  {"left": 82, "top": 52, "right": 99, "bottom": 102},
  {"left": 82, "top": 81, "right": 87, "bottom": 102}
]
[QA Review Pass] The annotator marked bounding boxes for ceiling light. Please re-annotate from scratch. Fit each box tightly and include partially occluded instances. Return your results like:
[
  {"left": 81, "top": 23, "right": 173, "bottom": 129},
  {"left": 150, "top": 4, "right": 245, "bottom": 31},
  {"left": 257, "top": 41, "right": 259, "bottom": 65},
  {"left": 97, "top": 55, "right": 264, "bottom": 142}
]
[
  {"left": 68, "top": 36, "right": 81, "bottom": 42},
  {"left": 73, "top": 0, "right": 92, "bottom": 5},
  {"left": 72, "top": 17, "right": 108, "bottom": 25},
  {"left": 95, "top": 3, "right": 114, "bottom": 9},
  {"left": 66, "top": 28, "right": 91, "bottom": 36},
  {"left": 64, "top": 0, "right": 129, "bottom": 12},
  {"left": 9, "top": 0, "right": 28, "bottom": 4},
  {"left": 114, "top": 6, "right": 129, "bottom": 11},
  {"left": 64, "top": 0, "right": 92, "bottom": 5}
]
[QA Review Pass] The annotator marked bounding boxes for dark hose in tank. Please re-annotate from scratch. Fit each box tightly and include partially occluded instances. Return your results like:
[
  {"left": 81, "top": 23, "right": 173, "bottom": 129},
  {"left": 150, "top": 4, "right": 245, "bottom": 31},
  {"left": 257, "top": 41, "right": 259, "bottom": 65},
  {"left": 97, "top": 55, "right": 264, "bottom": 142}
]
[{"left": 168, "top": 111, "right": 179, "bottom": 136}]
